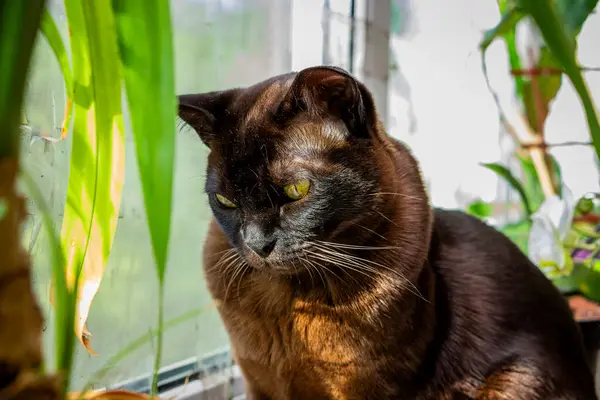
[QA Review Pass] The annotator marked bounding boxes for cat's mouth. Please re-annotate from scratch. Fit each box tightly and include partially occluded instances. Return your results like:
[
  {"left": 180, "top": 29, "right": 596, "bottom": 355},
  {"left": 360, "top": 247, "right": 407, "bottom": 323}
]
[{"left": 242, "top": 244, "right": 312, "bottom": 274}]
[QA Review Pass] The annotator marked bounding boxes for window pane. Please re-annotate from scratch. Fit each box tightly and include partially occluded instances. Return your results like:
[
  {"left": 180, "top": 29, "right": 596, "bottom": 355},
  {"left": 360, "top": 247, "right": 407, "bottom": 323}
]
[{"left": 22, "top": 0, "right": 291, "bottom": 391}]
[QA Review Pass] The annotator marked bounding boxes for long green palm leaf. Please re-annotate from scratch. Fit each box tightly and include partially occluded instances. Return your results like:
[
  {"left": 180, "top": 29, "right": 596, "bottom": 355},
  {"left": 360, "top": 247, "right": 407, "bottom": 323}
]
[
  {"left": 59, "top": 2, "right": 126, "bottom": 392},
  {"left": 112, "top": 0, "right": 177, "bottom": 394},
  {"left": 40, "top": 8, "right": 74, "bottom": 139}
]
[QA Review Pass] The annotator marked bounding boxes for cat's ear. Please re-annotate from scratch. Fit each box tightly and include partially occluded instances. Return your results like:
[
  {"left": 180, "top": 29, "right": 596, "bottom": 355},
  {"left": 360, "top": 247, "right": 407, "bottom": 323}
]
[
  {"left": 177, "top": 90, "right": 237, "bottom": 147},
  {"left": 276, "top": 66, "right": 376, "bottom": 138}
]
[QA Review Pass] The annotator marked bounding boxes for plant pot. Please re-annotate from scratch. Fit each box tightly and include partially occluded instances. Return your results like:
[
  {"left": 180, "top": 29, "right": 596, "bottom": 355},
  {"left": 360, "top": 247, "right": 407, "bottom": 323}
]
[{"left": 568, "top": 294, "right": 600, "bottom": 376}]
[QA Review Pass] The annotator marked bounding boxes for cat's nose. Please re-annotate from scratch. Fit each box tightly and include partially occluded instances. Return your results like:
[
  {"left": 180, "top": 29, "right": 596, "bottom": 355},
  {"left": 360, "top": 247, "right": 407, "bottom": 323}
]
[
  {"left": 242, "top": 224, "right": 277, "bottom": 258},
  {"left": 246, "top": 238, "right": 277, "bottom": 258}
]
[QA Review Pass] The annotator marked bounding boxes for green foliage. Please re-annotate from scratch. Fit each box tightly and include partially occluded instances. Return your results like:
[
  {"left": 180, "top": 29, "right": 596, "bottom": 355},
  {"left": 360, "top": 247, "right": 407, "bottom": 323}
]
[
  {"left": 113, "top": 0, "right": 176, "bottom": 282},
  {"left": 16, "top": 2, "right": 266, "bottom": 391},
  {"left": 517, "top": 153, "right": 563, "bottom": 211},
  {"left": 113, "top": 0, "right": 177, "bottom": 393},
  {"left": 0, "top": 198, "right": 7, "bottom": 221},
  {"left": 476, "top": 0, "right": 600, "bottom": 300},
  {"left": 40, "top": 8, "right": 73, "bottom": 135},
  {"left": 7, "top": 0, "right": 179, "bottom": 394},
  {"left": 519, "top": 0, "right": 600, "bottom": 160},
  {"left": 20, "top": 168, "right": 70, "bottom": 377},
  {"left": 466, "top": 199, "right": 494, "bottom": 219},
  {"left": 481, "top": 162, "right": 533, "bottom": 217},
  {"left": 40, "top": 9, "right": 72, "bottom": 94},
  {"left": 54, "top": 1, "right": 126, "bottom": 395},
  {"left": 0, "top": 0, "right": 46, "bottom": 158},
  {"left": 481, "top": 0, "right": 600, "bottom": 159},
  {"left": 499, "top": 220, "right": 531, "bottom": 254}
]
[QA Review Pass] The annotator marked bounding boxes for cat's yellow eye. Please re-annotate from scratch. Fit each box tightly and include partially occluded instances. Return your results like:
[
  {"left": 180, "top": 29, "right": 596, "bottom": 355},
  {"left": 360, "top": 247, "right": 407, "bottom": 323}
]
[
  {"left": 283, "top": 179, "right": 311, "bottom": 201},
  {"left": 215, "top": 193, "right": 237, "bottom": 208}
]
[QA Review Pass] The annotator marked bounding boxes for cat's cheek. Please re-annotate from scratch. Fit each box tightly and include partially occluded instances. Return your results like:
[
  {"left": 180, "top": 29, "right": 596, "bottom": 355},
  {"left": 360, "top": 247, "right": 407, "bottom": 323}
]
[{"left": 211, "top": 210, "right": 243, "bottom": 248}]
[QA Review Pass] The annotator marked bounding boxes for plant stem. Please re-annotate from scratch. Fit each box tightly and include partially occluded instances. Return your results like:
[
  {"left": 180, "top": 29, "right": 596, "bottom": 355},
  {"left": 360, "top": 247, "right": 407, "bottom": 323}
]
[
  {"left": 519, "top": 48, "right": 557, "bottom": 198},
  {"left": 151, "top": 281, "right": 165, "bottom": 396}
]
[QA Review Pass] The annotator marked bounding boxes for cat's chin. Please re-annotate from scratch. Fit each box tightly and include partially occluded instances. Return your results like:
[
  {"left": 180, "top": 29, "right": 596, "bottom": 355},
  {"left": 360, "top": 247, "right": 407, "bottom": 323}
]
[{"left": 243, "top": 251, "right": 307, "bottom": 276}]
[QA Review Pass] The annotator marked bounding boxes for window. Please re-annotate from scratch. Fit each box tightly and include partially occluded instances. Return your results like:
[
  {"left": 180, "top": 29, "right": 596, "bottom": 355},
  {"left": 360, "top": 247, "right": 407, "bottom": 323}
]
[{"left": 22, "top": 0, "right": 291, "bottom": 393}]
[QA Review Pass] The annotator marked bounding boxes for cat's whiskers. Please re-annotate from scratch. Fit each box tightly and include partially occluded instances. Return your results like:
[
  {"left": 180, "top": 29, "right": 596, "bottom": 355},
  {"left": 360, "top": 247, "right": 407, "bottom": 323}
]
[
  {"left": 302, "top": 250, "right": 355, "bottom": 287},
  {"left": 313, "top": 243, "right": 418, "bottom": 291},
  {"left": 347, "top": 222, "right": 388, "bottom": 241},
  {"left": 214, "top": 248, "right": 247, "bottom": 302},
  {"left": 316, "top": 240, "right": 401, "bottom": 251},
  {"left": 207, "top": 249, "right": 239, "bottom": 273},
  {"left": 309, "top": 242, "right": 427, "bottom": 302},
  {"left": 223, "top": 257, "right": 245, "bottom": 304},
  {"left": 370, "top": 192, "right": 423, "bottom": 201},
  {"left": 304, "top": 248, "right": 368, "bottom": 287},
  {"left": 296, "top": 252, "right": 315, "bottom": 287},
  {"left": 374, "top": 210, "right": 399, "bottom": 227},
  {"left": 299, "top": 252, "right": 329, "bottom": 288},
  {"left": 306, "top": 247, "right": 384, "bottom": 281},
  {"left": 235, "top": 262, "right": 250, "bottom": 301}
]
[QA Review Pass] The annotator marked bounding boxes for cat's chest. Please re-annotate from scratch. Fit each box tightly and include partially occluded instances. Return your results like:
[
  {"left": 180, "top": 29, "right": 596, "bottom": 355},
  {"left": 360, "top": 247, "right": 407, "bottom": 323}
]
[
  {"left": 222, "top": 299, "right": 362, "bottom": 365},
  {"left": 219, "top": 300, "right": 370, "bottom": 398}
]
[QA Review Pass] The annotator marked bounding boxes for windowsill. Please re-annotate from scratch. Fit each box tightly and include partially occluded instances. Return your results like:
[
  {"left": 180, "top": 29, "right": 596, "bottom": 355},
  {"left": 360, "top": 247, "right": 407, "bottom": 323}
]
[{"left": 103, "top": 347, "right": 246, "bottom": 399}]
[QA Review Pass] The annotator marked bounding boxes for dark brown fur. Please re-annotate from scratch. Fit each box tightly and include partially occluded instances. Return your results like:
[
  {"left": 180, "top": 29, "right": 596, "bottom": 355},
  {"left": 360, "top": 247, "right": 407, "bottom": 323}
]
[{"left": 178, "top": 66, "right": 596, "bottom": 399}]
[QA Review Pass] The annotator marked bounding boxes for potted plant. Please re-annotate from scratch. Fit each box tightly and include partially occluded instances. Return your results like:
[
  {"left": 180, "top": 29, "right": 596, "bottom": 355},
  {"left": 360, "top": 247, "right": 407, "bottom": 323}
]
[
  {"left": 0, "top": 0, "right": 180, "bottom": 398},
  {"left": 471, "top": 0, "right": 600, "bottom": 371}
]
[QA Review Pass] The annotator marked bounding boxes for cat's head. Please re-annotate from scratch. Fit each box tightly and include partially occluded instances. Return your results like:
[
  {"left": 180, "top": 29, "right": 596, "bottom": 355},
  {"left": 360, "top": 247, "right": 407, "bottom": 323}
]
[{"left": 178, "top": 66, "right": 397, "bottom": 272}]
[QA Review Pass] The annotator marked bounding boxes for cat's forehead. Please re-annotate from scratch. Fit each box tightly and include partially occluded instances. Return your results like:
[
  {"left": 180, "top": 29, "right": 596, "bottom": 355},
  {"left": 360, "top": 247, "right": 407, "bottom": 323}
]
[
  {"left": 235, "top": 77, "right": 294, "bottom": 129},
  {"left": 217, "top": 119, "right": 345, "bottom": 182},
  {"left": 207, "top": 74, "right": 352, "bottom": 188}
]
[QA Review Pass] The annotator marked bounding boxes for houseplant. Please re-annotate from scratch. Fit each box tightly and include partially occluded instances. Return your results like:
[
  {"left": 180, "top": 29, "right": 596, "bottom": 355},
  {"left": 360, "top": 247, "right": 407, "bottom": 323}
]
[
  {"left": 474, "top": 0, "right": 600, "bottom": 369},
  {"left": 476, "top": 0, "right": 600, "bottom": 302},
  {"left": 0, "top": 0, "right": 180, "bottom": 398}
]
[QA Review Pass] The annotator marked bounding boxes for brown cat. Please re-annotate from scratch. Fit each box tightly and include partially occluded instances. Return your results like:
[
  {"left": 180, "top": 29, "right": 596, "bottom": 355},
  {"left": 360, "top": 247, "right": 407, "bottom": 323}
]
[{"left": 177, "top": 66, "right": 596, "bottom": 399}]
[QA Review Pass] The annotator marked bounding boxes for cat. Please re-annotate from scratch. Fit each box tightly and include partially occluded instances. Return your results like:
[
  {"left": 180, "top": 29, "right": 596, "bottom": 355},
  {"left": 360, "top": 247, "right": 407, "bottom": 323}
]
[{"left": 177, "top": 66, "right": 597, "bottom": 399}]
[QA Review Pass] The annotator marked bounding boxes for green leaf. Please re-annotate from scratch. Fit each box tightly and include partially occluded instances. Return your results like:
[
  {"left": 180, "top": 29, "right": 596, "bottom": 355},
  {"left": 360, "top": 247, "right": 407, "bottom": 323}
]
[
  {"left": 577, "top": 268, "right": 600, "bottom": 303},
  {"left": 480, "top": 2, "right": 526, "bottom": 116},
  {"left": 517, "top": 0, "right": 600, "bottom": 161},
  {"left": 550, "top": 154, "right": 563, "bottom": 197},
  {"left": 482, "top": 1, "right": 597, "bottom": 139},
  {"left": 517, "top": 154, "right": 545, "bottom": 213},
  {"left": 539, "top": 249, "right": 574, "bottom": 280},
  {"left": 482, "top": 162, "right": 533, "bottom": 217},
  {"left": 517, "top": 153, "right": 563, "bottom": 212},
  {"left": 20, "top": 168, "right": 71, "bottom": 377},
  {"left": 554, "top": 0, "right": 598, "bottom": 36},
  {"left": 59, "top": 1, "right": 125, "bottom": 387},
  {"left": 518, "top": 48, "right": 563, "bottom": 132},
  {"left": 576, "top": 197, "right": 595, "bottom": 214},
  {"left": 0, "top": 0, "right": 46, "bottom": 158},
  {"left": 553, "top": 273, "right": 580, "bottom": 293},
  {"left": 499, "top": 219, "right": 531, "bottom": 254},
  {"left": 466, "top": 199, "right": 494, "bottom": 219},
  {"left": 40, "top": 9, "right": 72, "bottom": 94},
  {"left": 515, "top": 0, "right": 596, "bottom": 133},
  {"left": 112, "top": 0, "right": 175, "bottom": 283},
  {"left": 113, "top": 0, "right": 176, "bottom": 394},
  {"left": 0, "top": 198, "right": 7, "bottom": 221},
  {"left": 40, "top": 8, "right": 74, "bottom": 138},
  {"left": 480, "top": 7, "right": 525, "bottom": 53}
]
